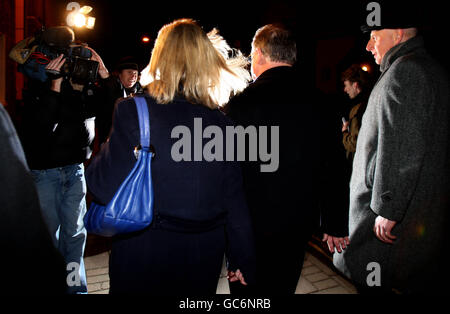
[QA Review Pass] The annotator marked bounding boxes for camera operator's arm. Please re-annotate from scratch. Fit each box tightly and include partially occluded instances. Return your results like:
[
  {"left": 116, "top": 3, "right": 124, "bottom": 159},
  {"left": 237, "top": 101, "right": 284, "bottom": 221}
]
[
  {"left": 45, "top": 54, "right": 66, "bottom": 93},
  {"left": 86, "top": 47, "right": 109, "bottom": 79}
]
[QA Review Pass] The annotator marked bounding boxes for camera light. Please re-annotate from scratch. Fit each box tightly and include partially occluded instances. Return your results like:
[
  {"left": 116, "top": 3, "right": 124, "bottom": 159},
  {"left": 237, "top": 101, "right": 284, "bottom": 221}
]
[
  {"left": 66, "top": 3, "right": 95, "bottom": 29},
  {"left": 86, "top": 17, "right": 96, "bottom": 29},
  {"left": 74, "top": 13, "right": 87, "bottom": 28},
  {"left": 361, "top": 65, "right": 369, "bottom": 72},
  {"left": 79, "top": 6, "right": 93, "bottom": 15}
]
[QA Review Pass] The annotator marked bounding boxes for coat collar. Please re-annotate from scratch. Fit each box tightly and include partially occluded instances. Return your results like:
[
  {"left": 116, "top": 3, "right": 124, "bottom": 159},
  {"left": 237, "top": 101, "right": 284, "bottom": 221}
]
[
  {"left": 254, "top": 66, "right": 295, "bottom": 83},
  {"left": 380, "top": 35, "right": 425, "bottom": 73}
]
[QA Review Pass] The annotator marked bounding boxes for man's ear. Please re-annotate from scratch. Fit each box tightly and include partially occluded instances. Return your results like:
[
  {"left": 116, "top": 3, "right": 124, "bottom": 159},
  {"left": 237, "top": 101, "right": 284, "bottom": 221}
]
[
  {"left": 394, "top": 29, "right": 404, "bottom": 45},
  {"left": 255, "top": 48, "right": 266, "bottom": 65}
]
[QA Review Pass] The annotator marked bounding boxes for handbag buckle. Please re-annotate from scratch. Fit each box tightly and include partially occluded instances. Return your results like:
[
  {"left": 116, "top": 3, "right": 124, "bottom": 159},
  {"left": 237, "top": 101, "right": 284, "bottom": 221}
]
[{"left": 134, "top": 144, "right": 156, "bottom": 160}]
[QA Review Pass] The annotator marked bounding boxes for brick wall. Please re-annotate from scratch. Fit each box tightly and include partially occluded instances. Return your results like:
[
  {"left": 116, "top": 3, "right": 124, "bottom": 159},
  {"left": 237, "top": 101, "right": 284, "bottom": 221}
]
[{"left": 0, "top": 0, "right": 16, "bottom": 110}]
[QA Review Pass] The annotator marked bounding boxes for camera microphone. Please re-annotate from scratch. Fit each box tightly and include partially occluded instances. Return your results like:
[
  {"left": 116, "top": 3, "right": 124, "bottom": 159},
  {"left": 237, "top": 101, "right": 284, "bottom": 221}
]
[{"left": 42, "top": 26, "right": 75, "bottom": 48}]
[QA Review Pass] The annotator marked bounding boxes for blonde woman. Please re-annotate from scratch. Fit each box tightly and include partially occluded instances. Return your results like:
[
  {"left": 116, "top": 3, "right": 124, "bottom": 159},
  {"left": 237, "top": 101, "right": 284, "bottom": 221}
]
[{"left": 86, "top": 19, "right": 255, "bottom": 294}]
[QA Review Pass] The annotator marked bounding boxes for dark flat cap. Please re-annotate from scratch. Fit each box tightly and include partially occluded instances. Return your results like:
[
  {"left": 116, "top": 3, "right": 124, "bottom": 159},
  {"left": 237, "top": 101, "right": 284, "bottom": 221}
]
[
  {"left": 116, "top": 62, "right": 139, "bottom": 71},
  {"left": 361, "top": 1, "right": 423, "bottom": 33},
  {"left": 114, "top": 56, "right": 139, "bottom": 72}
]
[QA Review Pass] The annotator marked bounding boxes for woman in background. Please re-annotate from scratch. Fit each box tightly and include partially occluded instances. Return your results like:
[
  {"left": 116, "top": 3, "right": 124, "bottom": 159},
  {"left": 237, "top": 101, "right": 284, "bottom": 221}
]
[{"left": 85, "top": 18, "right": 255, "bottom": 295}]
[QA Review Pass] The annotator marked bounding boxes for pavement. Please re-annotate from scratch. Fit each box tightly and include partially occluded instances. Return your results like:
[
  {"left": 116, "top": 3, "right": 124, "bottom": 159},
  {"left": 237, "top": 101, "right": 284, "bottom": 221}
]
[{"left": 84, "top": 250, "right": 357, "bottom": 294}]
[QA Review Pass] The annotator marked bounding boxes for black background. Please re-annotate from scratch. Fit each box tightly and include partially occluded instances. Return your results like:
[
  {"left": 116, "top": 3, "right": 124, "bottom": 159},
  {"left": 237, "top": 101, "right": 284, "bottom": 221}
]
[{"left": 47, "top": 0, "right": 447, "bottom": 75}]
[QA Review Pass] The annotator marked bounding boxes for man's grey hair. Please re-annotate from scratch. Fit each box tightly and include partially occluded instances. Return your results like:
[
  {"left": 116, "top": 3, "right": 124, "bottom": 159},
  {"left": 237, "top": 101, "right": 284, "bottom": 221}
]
[{"left": 252, "top": 24, "right": 297, "bottom": 65}]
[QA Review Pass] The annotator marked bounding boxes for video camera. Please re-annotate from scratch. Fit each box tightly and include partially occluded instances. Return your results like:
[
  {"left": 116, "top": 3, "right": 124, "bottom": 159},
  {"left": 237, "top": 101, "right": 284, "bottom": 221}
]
[
  {"left": 11, "top": 26, "right": 99, "bottom": 85},
  {"left": 45, "top": 44, "right": 99, "bottom": 85}
]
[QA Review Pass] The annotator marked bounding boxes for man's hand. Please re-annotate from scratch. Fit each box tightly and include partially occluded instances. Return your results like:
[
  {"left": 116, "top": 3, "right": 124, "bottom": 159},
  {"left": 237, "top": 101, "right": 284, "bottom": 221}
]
[
  {"left": 373, "top": 216, "right": 397, "bottom": 244},
  {"left": 86, "top": 47, "right": 109, "bottom": 79},
  {"left": 322, "top": 233, "right": 350, "bottom": 254},
  {"left": 227, "top": 269, "right": 247, "bottom": 286},
  {"left": 45, "top": 54, "right": 66, "bottom": 93}
]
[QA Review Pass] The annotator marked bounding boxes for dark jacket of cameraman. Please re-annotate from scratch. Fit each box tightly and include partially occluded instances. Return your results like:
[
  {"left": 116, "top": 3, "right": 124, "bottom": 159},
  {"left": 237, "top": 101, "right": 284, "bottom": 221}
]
[{"left": 20, "top": 79, "right": 97, "bottom": 170}]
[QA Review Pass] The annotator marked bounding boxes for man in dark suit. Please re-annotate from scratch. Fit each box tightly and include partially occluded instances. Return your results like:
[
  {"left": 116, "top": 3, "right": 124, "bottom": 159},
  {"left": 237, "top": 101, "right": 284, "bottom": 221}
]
[{"left": 226, "top": 24, "right": 320, "bottom": 294}]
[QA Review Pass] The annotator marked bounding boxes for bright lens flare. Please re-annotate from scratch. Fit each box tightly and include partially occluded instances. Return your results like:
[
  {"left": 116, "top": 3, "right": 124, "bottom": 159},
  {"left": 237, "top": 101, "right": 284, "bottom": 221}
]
[
  {"left": 79, "top": 6, "right": 93, "bottom": 15},
  {"left": 66, "top": 3, "right": 95, "bottom": 29},
  {"left": 74, "top": 13, "right": 86, "bottom": 28},
  {"left": 361, "top": 65, "right": 369, "bottom": 72},
  {"left": 86, "top": 17, "right": 96, "bottom": 29}
]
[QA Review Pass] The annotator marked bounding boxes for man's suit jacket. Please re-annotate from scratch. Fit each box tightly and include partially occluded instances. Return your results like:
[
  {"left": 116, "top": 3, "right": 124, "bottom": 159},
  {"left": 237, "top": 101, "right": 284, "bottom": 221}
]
[{"left": 226, "top": 66, "right": 320, "bottom": 237}]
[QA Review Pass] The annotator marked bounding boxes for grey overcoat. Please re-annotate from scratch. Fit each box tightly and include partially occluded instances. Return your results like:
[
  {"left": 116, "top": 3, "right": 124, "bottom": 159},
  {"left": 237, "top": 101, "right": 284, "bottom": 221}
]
[{"left": 333, "top": 36, "right": 450, "bottom": 293}]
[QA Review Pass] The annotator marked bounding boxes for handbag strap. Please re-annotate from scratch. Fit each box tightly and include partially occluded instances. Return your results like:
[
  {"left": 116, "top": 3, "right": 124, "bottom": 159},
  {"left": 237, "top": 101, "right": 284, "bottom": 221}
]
[{"left": 134, "top": 96, "right": 150, "bottom": 150}]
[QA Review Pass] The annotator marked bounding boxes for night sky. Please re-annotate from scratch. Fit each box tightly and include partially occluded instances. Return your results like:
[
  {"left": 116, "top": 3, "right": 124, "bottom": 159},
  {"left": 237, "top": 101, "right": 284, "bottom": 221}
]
[{"left": 48, "top": 0, "right": 446, "bottom": 75}]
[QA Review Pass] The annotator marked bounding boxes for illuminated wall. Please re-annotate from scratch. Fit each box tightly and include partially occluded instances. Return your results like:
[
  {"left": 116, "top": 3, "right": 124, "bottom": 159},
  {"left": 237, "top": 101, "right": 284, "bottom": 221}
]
[
  {"left": 0, "top": 0, "right": 59, "bottom": 115},
  {"left": 0, "top": 0, "right": 15, "bottom": 107}
]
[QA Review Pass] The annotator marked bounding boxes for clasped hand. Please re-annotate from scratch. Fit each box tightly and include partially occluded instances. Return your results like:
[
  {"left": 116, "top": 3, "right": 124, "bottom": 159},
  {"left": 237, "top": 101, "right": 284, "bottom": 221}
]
[
  {"left": 373, "top": 216, "right": 397, "bottom": 244},
  {"left": 227, "top": 269, "right": 247, "bottom": 286},
  {"left": 322, "top": 234, "right": 350, "bottom": 254}
]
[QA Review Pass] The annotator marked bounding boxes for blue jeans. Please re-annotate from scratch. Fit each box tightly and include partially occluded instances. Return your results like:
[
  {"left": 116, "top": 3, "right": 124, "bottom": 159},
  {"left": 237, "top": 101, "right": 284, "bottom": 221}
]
[{"left": 31, "top": 164, "right": 88, "bottom": 294}]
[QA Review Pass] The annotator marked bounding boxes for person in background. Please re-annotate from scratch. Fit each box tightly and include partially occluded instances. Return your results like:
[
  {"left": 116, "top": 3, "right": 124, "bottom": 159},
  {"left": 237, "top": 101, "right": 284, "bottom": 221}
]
[
  {"left": 96, "top": 57, "right": 144, "bottom": 145},
  {"left": 85, "top": 18, "right": 255, "bottom": 295},
  {"left": 322, "top": 64, "right": 373, "bottom": 255},
  {"left": 340, "top": 64, "right": 372, "bottom": 163}
]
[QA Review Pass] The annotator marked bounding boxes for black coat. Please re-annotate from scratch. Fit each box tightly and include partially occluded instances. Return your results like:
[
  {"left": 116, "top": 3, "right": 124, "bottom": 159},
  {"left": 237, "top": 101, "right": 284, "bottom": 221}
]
[
  {"left": 85, "top": 95, "right": 256, "bottom": 292},
  {"left": 226, "top": 66, "right": 321, "bottom": 236},
  {"left": 225, "top": 66, "right": 321, "bottom": 293},
  {"left": 19, "top": 79, "right": 96, "bottom": 170},
  {"left": 316, "top": 91, "right": 352, "bottom": 238},
  {"left": 0, "top": 104, "right": 67, "bottom": 295}
]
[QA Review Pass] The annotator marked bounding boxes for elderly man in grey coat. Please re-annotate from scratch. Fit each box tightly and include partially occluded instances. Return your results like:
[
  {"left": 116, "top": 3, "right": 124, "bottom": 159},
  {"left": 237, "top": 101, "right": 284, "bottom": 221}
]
[{"left": 333, "top": 15, "right": 450, "bottom": 293}]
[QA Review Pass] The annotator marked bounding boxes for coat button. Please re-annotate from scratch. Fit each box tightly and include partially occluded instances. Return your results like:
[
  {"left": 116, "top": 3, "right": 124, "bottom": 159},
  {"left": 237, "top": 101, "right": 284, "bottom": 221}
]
[{"left": 381, "top": 192, "right": 393, "bottom": 202}]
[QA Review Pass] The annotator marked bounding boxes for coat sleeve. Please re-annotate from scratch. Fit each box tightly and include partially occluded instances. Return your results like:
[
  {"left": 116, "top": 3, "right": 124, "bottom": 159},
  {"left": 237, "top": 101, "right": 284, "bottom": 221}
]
[
  {"left": 224, "top": 158, "right": 256, "bottom": 285},
  {"left": 370, "top": 59, "right": 432, "bottom": 222},
  {"left": 222, "top": 113, "right": 256, "bottom": 284},
  {"left": 85, "top": 98, "right": 139, "bottom": 204}
]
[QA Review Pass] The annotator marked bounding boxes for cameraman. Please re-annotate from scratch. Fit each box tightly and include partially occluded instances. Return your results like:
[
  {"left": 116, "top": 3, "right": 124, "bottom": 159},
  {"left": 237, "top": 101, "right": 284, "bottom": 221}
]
[{"left": 19, "top": 48, "right": 109, "bottom": 294}]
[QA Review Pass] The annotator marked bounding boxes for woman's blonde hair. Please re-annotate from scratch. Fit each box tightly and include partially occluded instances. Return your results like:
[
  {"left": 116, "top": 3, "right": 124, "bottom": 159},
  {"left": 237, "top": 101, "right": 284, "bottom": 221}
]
[{"left": 140, "top": 18, "right": 251, "bottom": 109}]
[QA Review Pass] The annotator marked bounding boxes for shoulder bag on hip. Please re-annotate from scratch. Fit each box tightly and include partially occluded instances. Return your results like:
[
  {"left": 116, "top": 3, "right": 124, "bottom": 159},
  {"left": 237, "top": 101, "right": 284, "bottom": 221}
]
[{"left": 84, "top": 96, "right": 154, "bottom": 237}]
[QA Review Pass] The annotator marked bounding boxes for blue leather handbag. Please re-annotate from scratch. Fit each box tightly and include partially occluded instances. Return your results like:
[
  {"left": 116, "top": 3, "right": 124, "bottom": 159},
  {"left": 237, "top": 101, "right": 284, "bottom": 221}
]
[{"left": 84, "top": 96, "right": 154, "bottom": 237}]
